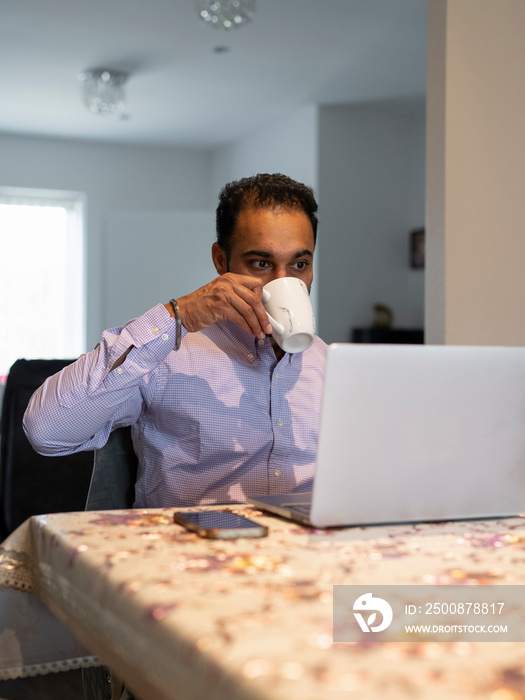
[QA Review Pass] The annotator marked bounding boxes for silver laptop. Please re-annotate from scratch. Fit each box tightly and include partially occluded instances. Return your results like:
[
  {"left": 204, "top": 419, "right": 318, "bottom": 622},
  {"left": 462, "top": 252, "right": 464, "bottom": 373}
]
[{"left": 249, "top": 343, "right": 525, "bottom": 528}]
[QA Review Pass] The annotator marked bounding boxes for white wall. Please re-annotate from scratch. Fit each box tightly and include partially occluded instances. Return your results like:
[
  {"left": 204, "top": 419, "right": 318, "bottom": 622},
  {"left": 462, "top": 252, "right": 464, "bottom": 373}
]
[
  {"left": 104, "top": 210, "right": 216, "bottom": 330},
  {"left": 318, "top": 99, "right": 426, "bottom": 344},
  {"left": 211, "top": 105, "right": 318, "bottom": 194},
  {"left": 0, "top": 133, "right": 214, "bottom": 349},
  {"left": 426, "top": 0, "right": 525, "bottom": 346}
]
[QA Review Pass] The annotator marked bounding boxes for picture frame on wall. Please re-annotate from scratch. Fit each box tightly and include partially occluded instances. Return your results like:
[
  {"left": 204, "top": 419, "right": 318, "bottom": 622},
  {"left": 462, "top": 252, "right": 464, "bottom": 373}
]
[{"left": 409, "top": 228, "right": 425, "bottom": 269}]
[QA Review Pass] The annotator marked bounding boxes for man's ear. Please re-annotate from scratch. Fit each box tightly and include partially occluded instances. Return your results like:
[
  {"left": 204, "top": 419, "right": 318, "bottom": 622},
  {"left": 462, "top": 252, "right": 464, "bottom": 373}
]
[{"left": 212, "top": 242, "right": 228, "bottom": 275}]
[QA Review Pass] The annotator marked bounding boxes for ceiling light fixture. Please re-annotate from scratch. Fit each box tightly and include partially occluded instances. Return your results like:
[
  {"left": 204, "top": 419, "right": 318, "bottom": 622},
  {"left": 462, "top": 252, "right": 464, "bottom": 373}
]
[
  {"left": 195, "top": 0, "right": 256, "bottom": 30},
  {"left": 78, "top": 69, "right": 129, "bottom": 117}
]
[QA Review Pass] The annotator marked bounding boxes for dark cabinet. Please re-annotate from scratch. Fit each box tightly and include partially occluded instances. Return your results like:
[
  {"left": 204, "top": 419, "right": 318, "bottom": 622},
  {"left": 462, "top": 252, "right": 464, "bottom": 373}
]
[{"left": 351, "top": 327, "right": 424, "bottom": 344}]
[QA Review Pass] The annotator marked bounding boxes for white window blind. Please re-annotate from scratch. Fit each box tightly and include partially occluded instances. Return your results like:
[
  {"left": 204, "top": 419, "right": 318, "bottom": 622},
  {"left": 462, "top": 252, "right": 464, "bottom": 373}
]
[{"left": 0, "top": 188, "right": 85, "bottom": 377}]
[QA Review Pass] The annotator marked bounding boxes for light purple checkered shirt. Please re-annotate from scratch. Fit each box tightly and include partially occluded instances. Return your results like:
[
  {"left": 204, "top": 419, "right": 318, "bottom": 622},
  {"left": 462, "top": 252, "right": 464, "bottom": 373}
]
[{"left": 24, "top": 304, "right": 327, "bottom": 508}]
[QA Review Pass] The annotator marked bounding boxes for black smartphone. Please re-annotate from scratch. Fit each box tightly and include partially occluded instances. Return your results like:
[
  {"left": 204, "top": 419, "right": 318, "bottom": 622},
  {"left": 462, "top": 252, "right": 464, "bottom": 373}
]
[{"left": 173, "top": 510, "right": 268, "bottom": 539}]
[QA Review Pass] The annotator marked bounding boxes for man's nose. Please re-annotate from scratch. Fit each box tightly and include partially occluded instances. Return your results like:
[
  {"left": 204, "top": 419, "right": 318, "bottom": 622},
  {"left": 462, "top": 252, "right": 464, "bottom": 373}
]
[{"left": 270, "top": 267, "right": 288, "bottom": 281}]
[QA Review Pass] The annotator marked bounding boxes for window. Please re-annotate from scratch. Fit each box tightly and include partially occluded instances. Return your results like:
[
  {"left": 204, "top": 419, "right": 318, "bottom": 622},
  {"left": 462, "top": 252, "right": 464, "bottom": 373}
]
[{"left": 0, "top": 188, "right": 85, "bottom": 379}]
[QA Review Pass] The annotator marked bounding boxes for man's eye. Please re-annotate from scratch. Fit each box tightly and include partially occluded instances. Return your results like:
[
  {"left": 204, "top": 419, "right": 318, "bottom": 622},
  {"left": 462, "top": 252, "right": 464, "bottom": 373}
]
[
  {"left": 253, "top": 260, "right": 270, "bottom": 269},
  {"left": 294, "top": 261, "right": 308, "bottom": 270}
]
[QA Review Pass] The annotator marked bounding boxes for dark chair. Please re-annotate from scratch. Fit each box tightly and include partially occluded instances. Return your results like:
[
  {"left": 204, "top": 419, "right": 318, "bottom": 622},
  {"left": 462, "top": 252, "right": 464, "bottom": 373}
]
[
  {"left": 82, "top": 426, "right": 139, "bottom": 700},
  {"left": 0, "top": 359, "right": 140, "bottom": 699},
  {"left": 85, "top": 426, "right": 138, "bottom": 511},
  {"left": 0, "top": 359, "right": 94, "bottom": 539}
]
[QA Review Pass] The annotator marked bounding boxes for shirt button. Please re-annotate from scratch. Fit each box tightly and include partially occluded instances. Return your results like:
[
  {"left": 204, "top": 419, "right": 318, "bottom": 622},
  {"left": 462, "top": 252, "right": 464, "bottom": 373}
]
[
  {"left": 116, "top": 367, "right": 123, "bottom": 374},
  {"left": 258, "top": 339, "right": 265, "bottom": 346},
  {"left": 247, "top": 353, "right": 254, "bottom": 361},
  {"left": 273, "top": 373, "right": 279, "bottom": 381},
  {"left": 277, "top": 420, "right": 284, "bottom": 428},
  {"left": 274, "top": 470, "right": 281, "bottom": 477},
  {"left": 162, "top": 333, "right": 168, "bottom": 340},
  {"left": 152, "top": 326, "right": 160, "bottom": 334}
]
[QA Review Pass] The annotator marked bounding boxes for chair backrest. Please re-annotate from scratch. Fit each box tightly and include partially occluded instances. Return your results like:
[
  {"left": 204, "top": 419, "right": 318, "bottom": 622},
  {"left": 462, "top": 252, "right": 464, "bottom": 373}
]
[
  {"left": 0, "top": 359, "right": 94, "bottom": 539},
  {"left": 85, "top": 426, "right": 138, "bottom": 511}
]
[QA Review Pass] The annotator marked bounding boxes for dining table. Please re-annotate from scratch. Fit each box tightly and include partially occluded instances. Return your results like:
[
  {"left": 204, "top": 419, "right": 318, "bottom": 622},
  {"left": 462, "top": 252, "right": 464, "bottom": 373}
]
[{"left": 2, "top": 505, "right": 525, "bottom": 700}]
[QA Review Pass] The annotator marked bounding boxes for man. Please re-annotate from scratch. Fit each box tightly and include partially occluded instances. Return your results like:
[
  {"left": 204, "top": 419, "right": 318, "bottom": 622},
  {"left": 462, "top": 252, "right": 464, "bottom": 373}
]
[{"left": 24, "top": 173, "right": 327, "bottom": 508}]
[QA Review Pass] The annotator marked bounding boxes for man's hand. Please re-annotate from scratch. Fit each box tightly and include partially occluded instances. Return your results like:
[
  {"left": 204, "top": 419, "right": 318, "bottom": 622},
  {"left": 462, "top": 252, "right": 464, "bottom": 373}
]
[{"left": 165, "top": 273, "right": 273, "bottom": 339}]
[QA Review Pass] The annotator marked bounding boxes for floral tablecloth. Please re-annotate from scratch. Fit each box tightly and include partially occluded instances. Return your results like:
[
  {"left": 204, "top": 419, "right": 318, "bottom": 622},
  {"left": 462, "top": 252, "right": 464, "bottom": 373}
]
[{"left": 2, "top": 507, "right": 525, "bottom": 699}]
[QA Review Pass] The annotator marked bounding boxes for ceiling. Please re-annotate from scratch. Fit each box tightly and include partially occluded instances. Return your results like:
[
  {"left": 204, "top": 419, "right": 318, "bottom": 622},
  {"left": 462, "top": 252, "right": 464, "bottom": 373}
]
[{"left": 1, "top": 0, "right": 428, "bottom": 149}]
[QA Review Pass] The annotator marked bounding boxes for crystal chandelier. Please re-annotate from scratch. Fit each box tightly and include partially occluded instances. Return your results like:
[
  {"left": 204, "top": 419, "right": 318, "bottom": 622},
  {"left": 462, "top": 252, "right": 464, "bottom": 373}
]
[
  {"left": 195, "top": 0, "right": 256, "bottom": 29},
  {"left": 78, "top": 69, "right": 129, "bottom": 116}
]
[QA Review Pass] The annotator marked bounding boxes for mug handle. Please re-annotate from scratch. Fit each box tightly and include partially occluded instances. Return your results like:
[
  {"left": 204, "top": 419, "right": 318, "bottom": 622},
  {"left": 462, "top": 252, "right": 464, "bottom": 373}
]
[{"left": 261, "top": 289, "right": 285, "bottom": 335}]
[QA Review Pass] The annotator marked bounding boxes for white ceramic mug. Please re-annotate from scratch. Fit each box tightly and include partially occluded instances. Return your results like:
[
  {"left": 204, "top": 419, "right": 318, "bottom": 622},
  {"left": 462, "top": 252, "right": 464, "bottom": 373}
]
[{"left": 262, "top": 277, "right": 316, "bottom": 353}]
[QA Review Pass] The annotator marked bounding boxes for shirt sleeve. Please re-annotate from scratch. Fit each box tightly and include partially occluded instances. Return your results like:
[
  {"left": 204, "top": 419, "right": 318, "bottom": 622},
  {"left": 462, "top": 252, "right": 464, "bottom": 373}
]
[{"left": 23, "top": 304, "right": 184, "bottom": 456}]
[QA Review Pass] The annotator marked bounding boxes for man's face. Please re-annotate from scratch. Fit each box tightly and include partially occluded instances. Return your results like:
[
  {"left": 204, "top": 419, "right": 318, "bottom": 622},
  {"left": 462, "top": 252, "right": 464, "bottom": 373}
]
[{"left": 212, "top": 207, "right": 315, "bottom": 291}]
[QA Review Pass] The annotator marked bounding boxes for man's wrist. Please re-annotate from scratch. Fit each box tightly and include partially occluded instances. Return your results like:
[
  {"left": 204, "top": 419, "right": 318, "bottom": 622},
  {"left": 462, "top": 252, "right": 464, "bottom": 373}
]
[{"left": 164, "top": 302, "right": 176, "bottom": 319}]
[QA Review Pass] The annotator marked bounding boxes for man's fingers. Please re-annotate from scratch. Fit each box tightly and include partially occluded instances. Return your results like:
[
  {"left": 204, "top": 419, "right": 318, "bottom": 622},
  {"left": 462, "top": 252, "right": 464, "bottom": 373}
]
[
  {"left": 230, "top": 282, "right": 273, "bottom": 337},
  {"left": 219, "top": 290, "right": 266, "bottom": 338},
  {"left": 176, "top": 273, "right": 273, "bottom": 337}
]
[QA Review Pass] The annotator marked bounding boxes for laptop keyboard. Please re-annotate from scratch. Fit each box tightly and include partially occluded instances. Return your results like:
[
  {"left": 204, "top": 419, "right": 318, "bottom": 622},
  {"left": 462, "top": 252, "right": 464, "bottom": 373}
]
[{"left": 283, "top": 503, "right": 311, "bottom": 516}]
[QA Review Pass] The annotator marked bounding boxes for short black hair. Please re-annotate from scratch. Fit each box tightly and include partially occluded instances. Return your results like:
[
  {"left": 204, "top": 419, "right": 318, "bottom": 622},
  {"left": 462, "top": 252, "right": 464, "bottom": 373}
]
[{"left": 216, "top": 173, "right": 318, "bottom": 257}]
